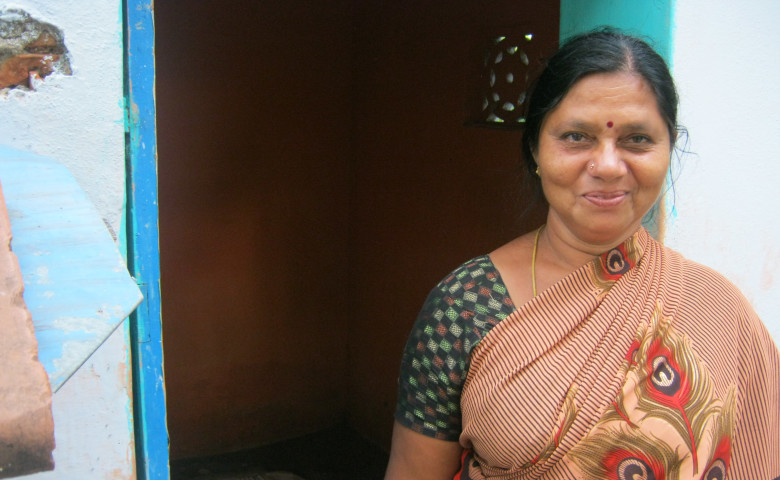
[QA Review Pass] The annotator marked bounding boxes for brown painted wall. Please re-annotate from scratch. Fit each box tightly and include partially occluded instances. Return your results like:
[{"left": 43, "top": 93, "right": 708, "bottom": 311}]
[
  {"left": 156, "top": 0, "right": 556, "bottom": 460},
  {"left": 348, "top": 0, "right": 557, "bottom": 449},
  {"left": 156, "top": 1, "right": 354, "bottom": 459}
]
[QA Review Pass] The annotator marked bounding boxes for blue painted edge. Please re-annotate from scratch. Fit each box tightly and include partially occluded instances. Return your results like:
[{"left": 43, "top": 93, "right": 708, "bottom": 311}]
[{"left": 123, "top": 1, "right": 170, "bottom": 479}]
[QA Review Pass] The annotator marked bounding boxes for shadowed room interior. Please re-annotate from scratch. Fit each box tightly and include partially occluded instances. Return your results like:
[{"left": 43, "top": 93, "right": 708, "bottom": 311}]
[{"left": 154, "top": 1, "right": 558, "bottom": 477}]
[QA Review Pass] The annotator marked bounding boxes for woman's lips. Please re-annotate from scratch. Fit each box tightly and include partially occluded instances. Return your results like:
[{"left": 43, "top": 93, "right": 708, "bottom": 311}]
[{"left": 583, "top": 191, "right": 627, "bottom": 207}]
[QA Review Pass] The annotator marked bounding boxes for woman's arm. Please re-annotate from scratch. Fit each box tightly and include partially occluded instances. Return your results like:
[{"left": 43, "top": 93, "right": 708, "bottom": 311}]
[{"left": 385, "top": 420, "right": 463, "bottom": 480}]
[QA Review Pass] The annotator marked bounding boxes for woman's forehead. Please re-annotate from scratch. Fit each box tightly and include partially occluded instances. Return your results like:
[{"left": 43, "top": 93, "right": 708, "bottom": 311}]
[{"left": 546, "top": 73, "right": 663, "bottom": 123}]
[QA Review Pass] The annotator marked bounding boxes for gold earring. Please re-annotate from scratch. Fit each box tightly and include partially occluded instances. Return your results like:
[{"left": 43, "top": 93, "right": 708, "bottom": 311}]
[{"left": 535, "top": 166, "right": 540, "bottom": 176}]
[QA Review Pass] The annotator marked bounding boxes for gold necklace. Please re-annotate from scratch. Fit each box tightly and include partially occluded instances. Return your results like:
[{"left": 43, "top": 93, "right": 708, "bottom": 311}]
[{"left": 531, "top": 224, "right": 545, "bottom": 297}]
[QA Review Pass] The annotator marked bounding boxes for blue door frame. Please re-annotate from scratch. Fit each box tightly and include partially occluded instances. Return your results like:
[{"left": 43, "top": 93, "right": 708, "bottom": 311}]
[{"left": 124, "top": 1, "right": 169, "bottom": 478}]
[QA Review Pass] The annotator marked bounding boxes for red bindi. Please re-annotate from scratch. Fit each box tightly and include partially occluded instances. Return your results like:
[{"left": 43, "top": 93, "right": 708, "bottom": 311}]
[{"left": 607, "top": 121, "right": 614, "bottom": 128}]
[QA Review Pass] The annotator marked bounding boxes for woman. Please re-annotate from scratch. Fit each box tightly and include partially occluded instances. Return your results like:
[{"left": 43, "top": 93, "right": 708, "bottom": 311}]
[{"left": 385, "top": 30, "right": 780, "bottom": 480}]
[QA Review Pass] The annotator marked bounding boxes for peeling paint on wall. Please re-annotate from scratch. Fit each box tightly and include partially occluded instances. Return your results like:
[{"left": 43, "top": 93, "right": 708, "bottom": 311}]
[
  {"left": 0, "top": 8, "right": 71, "bottom": 91},
  {"left": 0, "top": 2, "right": 126, "bottom": 238}
]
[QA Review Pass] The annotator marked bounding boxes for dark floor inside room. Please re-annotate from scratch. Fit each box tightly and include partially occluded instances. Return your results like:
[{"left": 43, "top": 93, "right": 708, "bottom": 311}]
[{"left": 170, "top": 424, "right": 389, "bottom": 480}]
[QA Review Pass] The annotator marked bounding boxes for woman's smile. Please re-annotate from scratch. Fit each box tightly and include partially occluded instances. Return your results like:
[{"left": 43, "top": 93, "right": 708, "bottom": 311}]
[{"left": 582, "top": 190, "right": 628, "bottom": 207}]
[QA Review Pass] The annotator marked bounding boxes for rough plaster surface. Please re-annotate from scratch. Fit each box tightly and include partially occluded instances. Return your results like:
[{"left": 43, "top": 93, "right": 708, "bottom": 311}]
[
  {"left": 25, "top": 323, "right": 135, "bottom": 480},
  {"left": 0, "top": 1, "right": 125, "bottom": 237},
  {"left": 668, "top": 0, "right": 780, "bottom": 343}
]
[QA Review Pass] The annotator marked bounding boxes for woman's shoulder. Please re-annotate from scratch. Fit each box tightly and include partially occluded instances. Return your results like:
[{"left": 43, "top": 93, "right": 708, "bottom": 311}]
[
  {"left": 656, "top": 243, "right": 768, "bottom": 340},
  {"left": 659, "top": 244, "right": 750, "bottom": 308},
  {"left": 411, "top": 255, "right": 515, "bottom": 350},
  {"left": 423, "top": 254, "right": 514, "bottom": 317},
  {"left": 432, "top": 255, "right": 504, "bottom": 292},
  {"left": 396, "top": 255, "right": 511, "bottom": 442}
]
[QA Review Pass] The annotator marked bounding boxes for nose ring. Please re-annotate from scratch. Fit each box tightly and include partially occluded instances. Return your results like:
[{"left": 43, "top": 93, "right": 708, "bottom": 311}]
[{"left": 589, "top": 163, "right": 595, "bottom": 170}]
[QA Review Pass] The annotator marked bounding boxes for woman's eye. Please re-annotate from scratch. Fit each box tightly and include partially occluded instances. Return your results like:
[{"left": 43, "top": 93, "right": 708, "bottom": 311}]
[
  {"left": 627, "top": 135, "right": 651, "bottom": 144},
  {"left": 563, "top": 132, "right": 586, "bottom": 142}
]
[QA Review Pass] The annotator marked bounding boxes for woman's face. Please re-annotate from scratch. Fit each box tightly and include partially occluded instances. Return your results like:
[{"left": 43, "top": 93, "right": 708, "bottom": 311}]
[{"left": 535, "top": 71, "right": 671, "bottom": 248}]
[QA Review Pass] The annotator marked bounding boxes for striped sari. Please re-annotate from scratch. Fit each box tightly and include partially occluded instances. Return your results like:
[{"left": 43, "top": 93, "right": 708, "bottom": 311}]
[{"left": 454, "top": 228, "right": 779, "bottom": 479}]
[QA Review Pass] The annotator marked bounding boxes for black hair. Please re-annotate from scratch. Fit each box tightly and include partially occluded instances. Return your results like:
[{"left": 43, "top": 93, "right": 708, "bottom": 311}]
[{"left": 520, "top": 28, "right": 680, "bottom": 208}]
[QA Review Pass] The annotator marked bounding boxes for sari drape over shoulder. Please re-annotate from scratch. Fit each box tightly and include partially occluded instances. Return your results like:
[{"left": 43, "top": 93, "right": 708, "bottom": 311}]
[{"left": 454, "top": 229, "right": 780, "bottom": 480}]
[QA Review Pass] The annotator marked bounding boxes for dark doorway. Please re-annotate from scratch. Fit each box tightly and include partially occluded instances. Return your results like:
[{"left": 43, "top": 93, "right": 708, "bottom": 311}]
[{"left": 155, "top": 0, "right": 558, "bottom": 469}]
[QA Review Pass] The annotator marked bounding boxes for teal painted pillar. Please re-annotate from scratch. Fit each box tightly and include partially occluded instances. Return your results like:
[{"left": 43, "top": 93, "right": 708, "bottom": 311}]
[{"left": 560, "top": 0, "right": 673, "bottom": 63}]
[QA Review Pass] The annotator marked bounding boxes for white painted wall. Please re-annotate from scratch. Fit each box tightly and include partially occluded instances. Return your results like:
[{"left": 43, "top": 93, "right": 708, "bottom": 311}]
[
  {"left": 0, "top": 1, "right": 126, "bottom": 237},
  {"left": 668, "top": 0, "right": 780, "bottom": 343},
  {"left": 0, "top": 2, "right": 136, "bottom": 479},
  {"left": 27, "top": 324, "right": 136, "bottom": 480}
]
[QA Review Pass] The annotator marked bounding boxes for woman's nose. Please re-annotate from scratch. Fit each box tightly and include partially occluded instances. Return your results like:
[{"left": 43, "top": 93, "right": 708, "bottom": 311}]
[{"left": 590, "top": 142, "right": 626, "bottom": 178}]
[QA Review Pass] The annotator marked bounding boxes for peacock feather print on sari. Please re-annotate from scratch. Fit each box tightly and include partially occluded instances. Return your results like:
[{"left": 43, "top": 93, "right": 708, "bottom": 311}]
[
  {"left": 567, "top": 304, "right": 737, "bottom": 479},
  {"left": 567, "top": 426, "right": 685, "bottom": 479},
  {"left": 699, "top": 385, "right": 736, "bottom": 480},
  {"left": 590, "top": 232, "right": 643, "bottom": 294}
]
